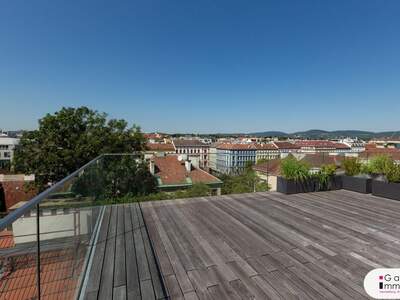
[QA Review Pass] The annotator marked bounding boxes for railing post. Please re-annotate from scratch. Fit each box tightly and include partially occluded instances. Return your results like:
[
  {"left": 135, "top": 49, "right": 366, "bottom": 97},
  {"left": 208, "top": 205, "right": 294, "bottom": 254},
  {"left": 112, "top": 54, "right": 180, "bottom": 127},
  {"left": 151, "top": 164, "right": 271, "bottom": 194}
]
[{"left": 36, "top": 204, "right": 41, "bottom": 300}]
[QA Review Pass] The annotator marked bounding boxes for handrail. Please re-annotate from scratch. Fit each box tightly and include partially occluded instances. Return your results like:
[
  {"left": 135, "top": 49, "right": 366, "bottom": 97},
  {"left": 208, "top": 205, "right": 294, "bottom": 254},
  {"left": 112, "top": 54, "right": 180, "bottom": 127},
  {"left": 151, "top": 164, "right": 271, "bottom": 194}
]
[
  {"left": 0, "top": 152, "right": 142, "bottom": 231},
  {"left": 0, "top": 154, "right": 104, "bottom": 231}
]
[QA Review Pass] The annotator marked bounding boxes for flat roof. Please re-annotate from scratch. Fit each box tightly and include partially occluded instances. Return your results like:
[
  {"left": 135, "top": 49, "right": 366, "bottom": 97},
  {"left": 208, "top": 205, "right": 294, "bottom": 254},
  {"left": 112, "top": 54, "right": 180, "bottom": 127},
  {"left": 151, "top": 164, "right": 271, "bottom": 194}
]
[{"left": 141, "top": 190, "right": 400, "bottom": 299}]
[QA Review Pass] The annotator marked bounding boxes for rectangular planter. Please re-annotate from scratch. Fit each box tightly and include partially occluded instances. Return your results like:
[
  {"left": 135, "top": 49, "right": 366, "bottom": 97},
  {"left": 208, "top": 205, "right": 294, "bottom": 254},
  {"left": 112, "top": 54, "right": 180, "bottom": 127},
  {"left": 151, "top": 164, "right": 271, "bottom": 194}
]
[
  {"left": 341, "top": 175, "right": 372, "bottom": 194},
  {"left": 315, "top": 175, "right": 342, "bottom": 192},
  {"left": 277, "top": 177, "right": 316, "bottom": 194},
  {"left": 372, "top": 180, "right": 400, "bottom": 201}
]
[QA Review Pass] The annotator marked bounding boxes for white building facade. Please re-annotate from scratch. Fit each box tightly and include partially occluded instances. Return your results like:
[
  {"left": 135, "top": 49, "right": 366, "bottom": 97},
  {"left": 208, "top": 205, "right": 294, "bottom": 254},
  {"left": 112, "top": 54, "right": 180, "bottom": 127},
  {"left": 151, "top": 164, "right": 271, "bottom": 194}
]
[{"left": 0, "top": 136, "right": 19, "bottom": 169}]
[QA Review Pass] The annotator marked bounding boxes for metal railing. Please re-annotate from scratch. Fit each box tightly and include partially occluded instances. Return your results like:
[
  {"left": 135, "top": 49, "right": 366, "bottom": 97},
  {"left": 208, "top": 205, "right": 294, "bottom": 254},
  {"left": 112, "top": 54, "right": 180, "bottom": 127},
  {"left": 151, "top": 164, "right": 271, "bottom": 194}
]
[{"left": 0, "top": 154, "right": 140, "bottom": 299}]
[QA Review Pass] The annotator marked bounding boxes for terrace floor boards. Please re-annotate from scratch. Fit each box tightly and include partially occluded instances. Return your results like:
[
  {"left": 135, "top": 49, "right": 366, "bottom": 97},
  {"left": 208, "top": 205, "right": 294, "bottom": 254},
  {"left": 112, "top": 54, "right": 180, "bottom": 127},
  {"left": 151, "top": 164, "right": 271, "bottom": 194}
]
[{"left": 141, "top": 190, "right": 400, "bottom": 300}]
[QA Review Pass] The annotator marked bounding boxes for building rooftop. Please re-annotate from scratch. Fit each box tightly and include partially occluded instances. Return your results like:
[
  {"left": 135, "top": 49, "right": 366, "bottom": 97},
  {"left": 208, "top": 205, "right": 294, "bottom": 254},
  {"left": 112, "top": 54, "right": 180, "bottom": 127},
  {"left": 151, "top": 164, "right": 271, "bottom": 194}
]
[
  {"left": 138, "top": 190, "right": 400, "bottom": 299},
  {"left": 146, "top": 143, "right": 175, "bottom": 152},
  {"left": 216, "top": 143, "right": 258, "bottom": 150},
  {"left": 252, "top": 158, "right": 281, "bottom": 176},
  {"left": 272, "top": 141, "right": 300, "bottom": 149},
  {"left": 255, "top": 143, "right": 278, "bottom": 150},
  {"left": 172, "top": 139, "right": 208, "bottom": 147},
  {"left": 294, "top": 140, "right": 350, "bottom": 149},
  {"left": 299, "top": 153, "right": 344, "bottom": 168},
  {"left": 152, "top": 156, "right": 221, "bottom": 186},
  {"left": 2, "top": 188, "right": 400, "bottom": 299}
]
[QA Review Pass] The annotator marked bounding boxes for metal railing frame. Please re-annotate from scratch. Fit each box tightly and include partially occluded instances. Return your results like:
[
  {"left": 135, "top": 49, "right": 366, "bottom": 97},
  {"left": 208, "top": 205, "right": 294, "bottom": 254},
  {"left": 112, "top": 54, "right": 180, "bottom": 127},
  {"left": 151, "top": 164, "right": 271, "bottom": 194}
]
[{"left": 0, "top": 153, "right": 140, "bottom": 299}]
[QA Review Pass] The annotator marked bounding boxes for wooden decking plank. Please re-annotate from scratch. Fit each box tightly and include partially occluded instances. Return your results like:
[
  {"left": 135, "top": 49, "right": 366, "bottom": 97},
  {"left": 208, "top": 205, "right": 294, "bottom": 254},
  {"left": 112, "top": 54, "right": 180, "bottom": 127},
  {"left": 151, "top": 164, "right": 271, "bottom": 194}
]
[
  {"left": 124, "top": 204, "right": 141, "bottom": 299},
  {"left": 229, "top": 279, "right": 256, "bottom": 299},
  {"left": 133, "top": 210, "right": 152, "bottom": 282},
  {"left": 147, "top": 202, "right": 194, "bottom": 294},
  {"left": 140, "top": 226, "right": 165, "bottom": 300},
  {"left": 113, "top": 285, "right": 127, "bottom": 300},
  {"left": 114, "top": 206, "right": 126, "bottom": 288},
  {"left": 98, "top": 206, "right": 117, "bottom": 300},
  {"left": 138, "top": 190, "right": 400, "bottom": 300},
  {"left": 164, "top": 275, "right": 184, "bottom": 299},
  {"left": 140, "top": 279, "right": 155, "bottom": 300},
  {"left": 84, "top": 206, "right": 111, "bottom": 296}
]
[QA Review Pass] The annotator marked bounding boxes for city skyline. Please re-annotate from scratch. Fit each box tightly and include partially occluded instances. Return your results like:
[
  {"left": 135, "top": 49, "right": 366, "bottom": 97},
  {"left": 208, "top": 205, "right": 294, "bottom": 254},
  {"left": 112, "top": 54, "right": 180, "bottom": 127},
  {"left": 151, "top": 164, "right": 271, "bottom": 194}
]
[{"left": 1, "top": 0, "right": 400, "bottom": 132}]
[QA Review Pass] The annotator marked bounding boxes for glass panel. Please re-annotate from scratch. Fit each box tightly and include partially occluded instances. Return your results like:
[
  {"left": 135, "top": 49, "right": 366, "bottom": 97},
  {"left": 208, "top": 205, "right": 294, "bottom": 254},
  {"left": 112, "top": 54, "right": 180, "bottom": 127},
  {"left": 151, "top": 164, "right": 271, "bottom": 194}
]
[
  {"left": 0, "top": 206, "right": 39, "bottom": 299},
  {"left": 0, "top": 154, "right": 141, "bottom": 299},
  {"left": 37, "top": 157, "right": 104, "bottom": 299}
]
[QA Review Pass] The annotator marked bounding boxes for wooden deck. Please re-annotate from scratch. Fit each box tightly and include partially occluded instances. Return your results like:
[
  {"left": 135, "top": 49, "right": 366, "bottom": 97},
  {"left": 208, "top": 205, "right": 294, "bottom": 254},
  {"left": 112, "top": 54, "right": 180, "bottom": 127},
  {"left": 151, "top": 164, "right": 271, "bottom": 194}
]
[
  {"left": 83, "top": 203, "right": 167, "bottom": 300},
  {"left": 141, "top": 190, "right": 400, "bottom": 299}
]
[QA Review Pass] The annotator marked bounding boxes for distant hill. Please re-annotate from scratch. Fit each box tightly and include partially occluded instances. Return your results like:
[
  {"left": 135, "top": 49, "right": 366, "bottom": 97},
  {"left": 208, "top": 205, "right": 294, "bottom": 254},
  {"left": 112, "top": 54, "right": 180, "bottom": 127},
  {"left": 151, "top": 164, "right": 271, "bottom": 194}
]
[
  {"left": 251, "top": 131, "right": 288, "bottom": 137},
  {"left": 251, "top": 129, "right": 400, "bottom": 140}
]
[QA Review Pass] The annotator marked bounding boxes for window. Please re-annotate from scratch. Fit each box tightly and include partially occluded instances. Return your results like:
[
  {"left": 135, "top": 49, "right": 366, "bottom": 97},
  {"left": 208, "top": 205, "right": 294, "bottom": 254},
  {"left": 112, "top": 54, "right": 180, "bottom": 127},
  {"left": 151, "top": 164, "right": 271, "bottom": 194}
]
[{"left": 3, "top": 152, "right": 10, "bottom": 158}]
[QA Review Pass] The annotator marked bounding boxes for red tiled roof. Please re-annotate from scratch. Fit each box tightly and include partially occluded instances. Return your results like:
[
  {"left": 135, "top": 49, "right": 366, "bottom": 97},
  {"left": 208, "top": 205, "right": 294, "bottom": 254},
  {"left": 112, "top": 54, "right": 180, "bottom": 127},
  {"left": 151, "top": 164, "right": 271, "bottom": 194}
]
[
  {"left": 144, "top": 133, "right": 163, "bottom": 139},
  {"left": 255, "top": 144, "right": 278, "bottom": 150},
  {"left": 0, "top": 181, "right": 37, "bottom": 212},
  {"left": 253, "top": 159, "right": 282, "bottom": 176},
  {"left": 216, "top": 143, "right": 258, "bottom": 150},
  {"left": 0, "top": 249, "right": 82, "bottom": 299},
  {"left": 272, "top": 141, "right": 300, "bottom": 149},
  {"left": 153, "top": 156, "right": 220, "bottom": 186},
  {"left": 146, "top": 143, "right": 175, "bottom": 151},
  {"left": 294, "top": 140, "right": 350, "bottom": 149},
  {"left": 359, "top": 149, "right": 400, "bottom": 161},
  {"left": 0, "top": 230, "right": 14, "bottom": 249},
  {"left": 299, "top": 154, "right": 343, "bottom": 168},
  {"left": 173, "top": 139, "right": 208, "bottom": 147}
]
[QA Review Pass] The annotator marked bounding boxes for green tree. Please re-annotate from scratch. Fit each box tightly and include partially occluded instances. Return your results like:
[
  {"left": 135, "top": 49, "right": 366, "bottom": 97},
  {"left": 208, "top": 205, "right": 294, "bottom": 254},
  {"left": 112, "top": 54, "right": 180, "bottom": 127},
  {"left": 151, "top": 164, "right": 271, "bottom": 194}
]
[
  {"left": 14, "top": 107, "right": 147, "bottom": 190},
  {"left": 220, "top": 167, "right": 269, "bottom": 195}
]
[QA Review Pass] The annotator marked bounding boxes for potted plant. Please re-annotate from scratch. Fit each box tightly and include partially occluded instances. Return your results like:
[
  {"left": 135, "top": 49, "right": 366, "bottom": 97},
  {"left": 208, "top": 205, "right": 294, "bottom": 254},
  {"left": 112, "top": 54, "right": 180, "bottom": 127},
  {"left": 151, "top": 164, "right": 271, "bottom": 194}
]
[
  {"left": 341, "top": 158, "right": 372, "bottom": 193},
  {"left": 277, "top": 156, "right": 314, "bottom": 194},
  {"left": 372, "top": 159, "right": 400, "bottom": 201},
  {"left": 315, "top": 164, "right": 342, "bottom": 191}
]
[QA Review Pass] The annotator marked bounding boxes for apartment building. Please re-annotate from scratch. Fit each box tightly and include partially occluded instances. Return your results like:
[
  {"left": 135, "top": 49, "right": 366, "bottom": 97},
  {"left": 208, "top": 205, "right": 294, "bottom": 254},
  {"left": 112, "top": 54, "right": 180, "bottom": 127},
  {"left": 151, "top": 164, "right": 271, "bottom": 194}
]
[
  {"left": 255, "top": 143, "right": 280, "bottom": 162},
  {"left": 0, "top": 136, "right": 19, "bottom": 169},
  {"left": 272, "top": 141, "right": 300, "bottom": 154},
  {"left": 339, "top": 138, "right": 365, "bottom": 154},
  {"left": 293, "top": 140, "right": 351, "bottom": 154},
  {"left": 216, "top": 143, "right": 257, "bottom": 174},
  {"left": 144, "top": 142, "right": 175, "bottom": 159},
  {"left": 172, "top": 139, "right": 209, "bottom": 169},
  {"left": 208, "top": 143, "right": 219, "bottom": 172}
]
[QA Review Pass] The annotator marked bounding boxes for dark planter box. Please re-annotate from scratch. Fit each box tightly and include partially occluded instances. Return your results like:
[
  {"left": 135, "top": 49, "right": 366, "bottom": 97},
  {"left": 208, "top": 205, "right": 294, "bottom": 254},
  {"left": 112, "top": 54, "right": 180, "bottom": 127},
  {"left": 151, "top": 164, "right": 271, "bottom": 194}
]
[
  {"left": 341, "top": 175, "right": 372, "bottom": 194},
  {"left": 277, "top": 177, "right": 316, "bottom": 194},
  {"left": 315, "top": 175, "right": 342, "bottom": 192},
  {"left": 372, "top": 180, "right": 400, "bottom": 201}
]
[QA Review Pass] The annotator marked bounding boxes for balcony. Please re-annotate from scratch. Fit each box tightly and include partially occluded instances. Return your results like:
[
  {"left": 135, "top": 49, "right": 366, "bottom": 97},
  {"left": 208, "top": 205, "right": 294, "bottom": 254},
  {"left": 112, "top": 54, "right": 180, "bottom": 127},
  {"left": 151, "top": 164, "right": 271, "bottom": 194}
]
[{"left": 1, "top": 154, "right": 400, "bottom": 299}]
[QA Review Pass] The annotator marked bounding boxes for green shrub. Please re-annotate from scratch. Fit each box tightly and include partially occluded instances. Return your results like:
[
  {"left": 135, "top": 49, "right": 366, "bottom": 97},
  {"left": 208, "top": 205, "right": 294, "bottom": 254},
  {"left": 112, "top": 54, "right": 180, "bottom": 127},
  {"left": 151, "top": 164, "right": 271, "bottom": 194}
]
[
  {"left": 343, "top": 158, "right": 361, "bottom": 176},
  {"left": 280, "top": 156, "right": 310, "bottom": 181},
  {"left": 385, "top": 162, "right": 400, "bottom": 183},
  {"left": 369, "top": 155, "right": 394, "bottom": 175},
  {"left": 316, "top": 164, "right": 337, "bottom": 191}
]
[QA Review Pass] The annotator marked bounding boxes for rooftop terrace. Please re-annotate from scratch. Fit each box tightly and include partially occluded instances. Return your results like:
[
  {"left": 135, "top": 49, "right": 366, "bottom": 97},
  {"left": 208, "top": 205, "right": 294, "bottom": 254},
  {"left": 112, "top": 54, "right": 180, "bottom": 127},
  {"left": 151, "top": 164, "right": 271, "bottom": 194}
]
[
  {"left": 2, "top": 154, "right": 400, "bottom": 299},
  {"left": 83, "top": 189, "right": 400, "bottom": 299}
]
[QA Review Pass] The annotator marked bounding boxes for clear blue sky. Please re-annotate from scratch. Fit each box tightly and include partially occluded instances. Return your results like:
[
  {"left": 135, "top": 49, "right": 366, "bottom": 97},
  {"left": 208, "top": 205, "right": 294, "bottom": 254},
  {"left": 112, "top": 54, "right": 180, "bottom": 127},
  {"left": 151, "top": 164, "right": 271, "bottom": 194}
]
[{"left": 1, "top": 0, "right": 399, "bottom": 133}]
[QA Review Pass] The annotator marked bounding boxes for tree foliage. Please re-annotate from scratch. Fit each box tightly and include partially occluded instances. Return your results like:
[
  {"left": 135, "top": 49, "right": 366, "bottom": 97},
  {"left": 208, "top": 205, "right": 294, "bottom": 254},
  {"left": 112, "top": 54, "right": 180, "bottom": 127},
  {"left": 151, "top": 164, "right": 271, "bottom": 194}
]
[
  {"left": 71, "top": 155, "right": 157, "bottom": 201},
  {"left": 220, "top": 167, "right": 269, "bottom": 195},
  {"left": 14, "top": 107, "right": 147, "bottom": 190}
]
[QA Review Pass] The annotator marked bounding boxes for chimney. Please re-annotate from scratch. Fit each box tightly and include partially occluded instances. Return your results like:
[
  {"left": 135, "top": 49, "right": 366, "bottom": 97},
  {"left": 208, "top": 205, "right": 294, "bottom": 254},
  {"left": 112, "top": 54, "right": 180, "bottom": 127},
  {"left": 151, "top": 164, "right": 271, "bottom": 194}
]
[
  {"left": 185, "top": 160, "right": 191, "bottom": 172},
  {"left": 149, "top": 159, "right": 155, "bottom": 175}
]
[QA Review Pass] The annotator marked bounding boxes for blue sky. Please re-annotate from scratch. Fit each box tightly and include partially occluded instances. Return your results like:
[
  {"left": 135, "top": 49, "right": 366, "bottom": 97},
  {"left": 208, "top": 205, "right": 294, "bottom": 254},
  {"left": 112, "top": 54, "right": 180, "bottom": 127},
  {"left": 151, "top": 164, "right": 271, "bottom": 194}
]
[{"left": 1, "top": 0, "right": 399, "bottom": 133}]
